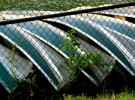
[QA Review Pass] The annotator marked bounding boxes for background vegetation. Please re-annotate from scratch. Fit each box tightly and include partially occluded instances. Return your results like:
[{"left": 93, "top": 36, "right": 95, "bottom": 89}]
[{"left": 0, "top": 0, "right": 135, "bottom": 10}]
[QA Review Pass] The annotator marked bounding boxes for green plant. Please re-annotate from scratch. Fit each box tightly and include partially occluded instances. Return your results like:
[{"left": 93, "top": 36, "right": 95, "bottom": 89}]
[
  {"left": 61, "top": 29, "right": 114, "bottom": 70},
  {"left": 25, "top": 69, "right": 37, "bottom": 97},
  {"left": 6, "top": 46, "right": 18, "bottom": 80},
  {"left": 5, "top": 40, "right": 37, "bottom": 97}
]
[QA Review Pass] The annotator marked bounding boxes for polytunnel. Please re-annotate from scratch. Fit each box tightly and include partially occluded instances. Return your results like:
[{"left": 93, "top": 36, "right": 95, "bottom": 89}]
[{"left": 0, "top": 3, "right": 135, "bottom": 93}]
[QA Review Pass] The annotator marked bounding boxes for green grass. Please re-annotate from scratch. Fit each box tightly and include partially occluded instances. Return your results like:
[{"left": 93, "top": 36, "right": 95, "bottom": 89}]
[
  {"left": 64, "top": 90, "right": 135, "bottom": 100},
  {"left": 0, "top": 0, "right": 135, "bottom": 11}
]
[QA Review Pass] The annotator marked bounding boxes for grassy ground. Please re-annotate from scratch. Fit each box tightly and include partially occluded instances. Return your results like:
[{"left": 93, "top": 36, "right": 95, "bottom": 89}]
[
  {"left": 64, "top": 90, "right": 135, "bottom": 100},
  {"left": 0, "top": 0, "right": 135, "bottom": 11}
]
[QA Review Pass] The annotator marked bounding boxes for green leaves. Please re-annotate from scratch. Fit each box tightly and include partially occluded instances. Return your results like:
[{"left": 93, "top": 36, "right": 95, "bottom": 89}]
[{"left": 61, "top": 29, "right": 114, "bottom": 70}]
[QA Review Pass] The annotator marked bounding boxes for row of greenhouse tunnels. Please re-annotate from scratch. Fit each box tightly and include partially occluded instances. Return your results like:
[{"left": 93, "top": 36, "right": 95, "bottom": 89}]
[{"left": 0, "top": 1, "right": 135, "bottom": 99}]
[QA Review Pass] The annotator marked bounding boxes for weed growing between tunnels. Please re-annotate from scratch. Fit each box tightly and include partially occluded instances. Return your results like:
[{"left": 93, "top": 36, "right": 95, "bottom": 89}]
[
  {"left": 6, "top": 68, "right": 63, "bottom": 100},
  {"left": 6, "top": 37, "right": 31, "bottom": 81},
  {"left": 6, "top": 46, "right": 18, "bottom": 80},
  {"left": 60, "top": 29, "right": 115, "bottom": 80},
  {"left": 4, "top": 38, "right": 37, "bottom": 96},
  {"left": 61, "top": 29, "right": 115, "bottom": 68}
]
